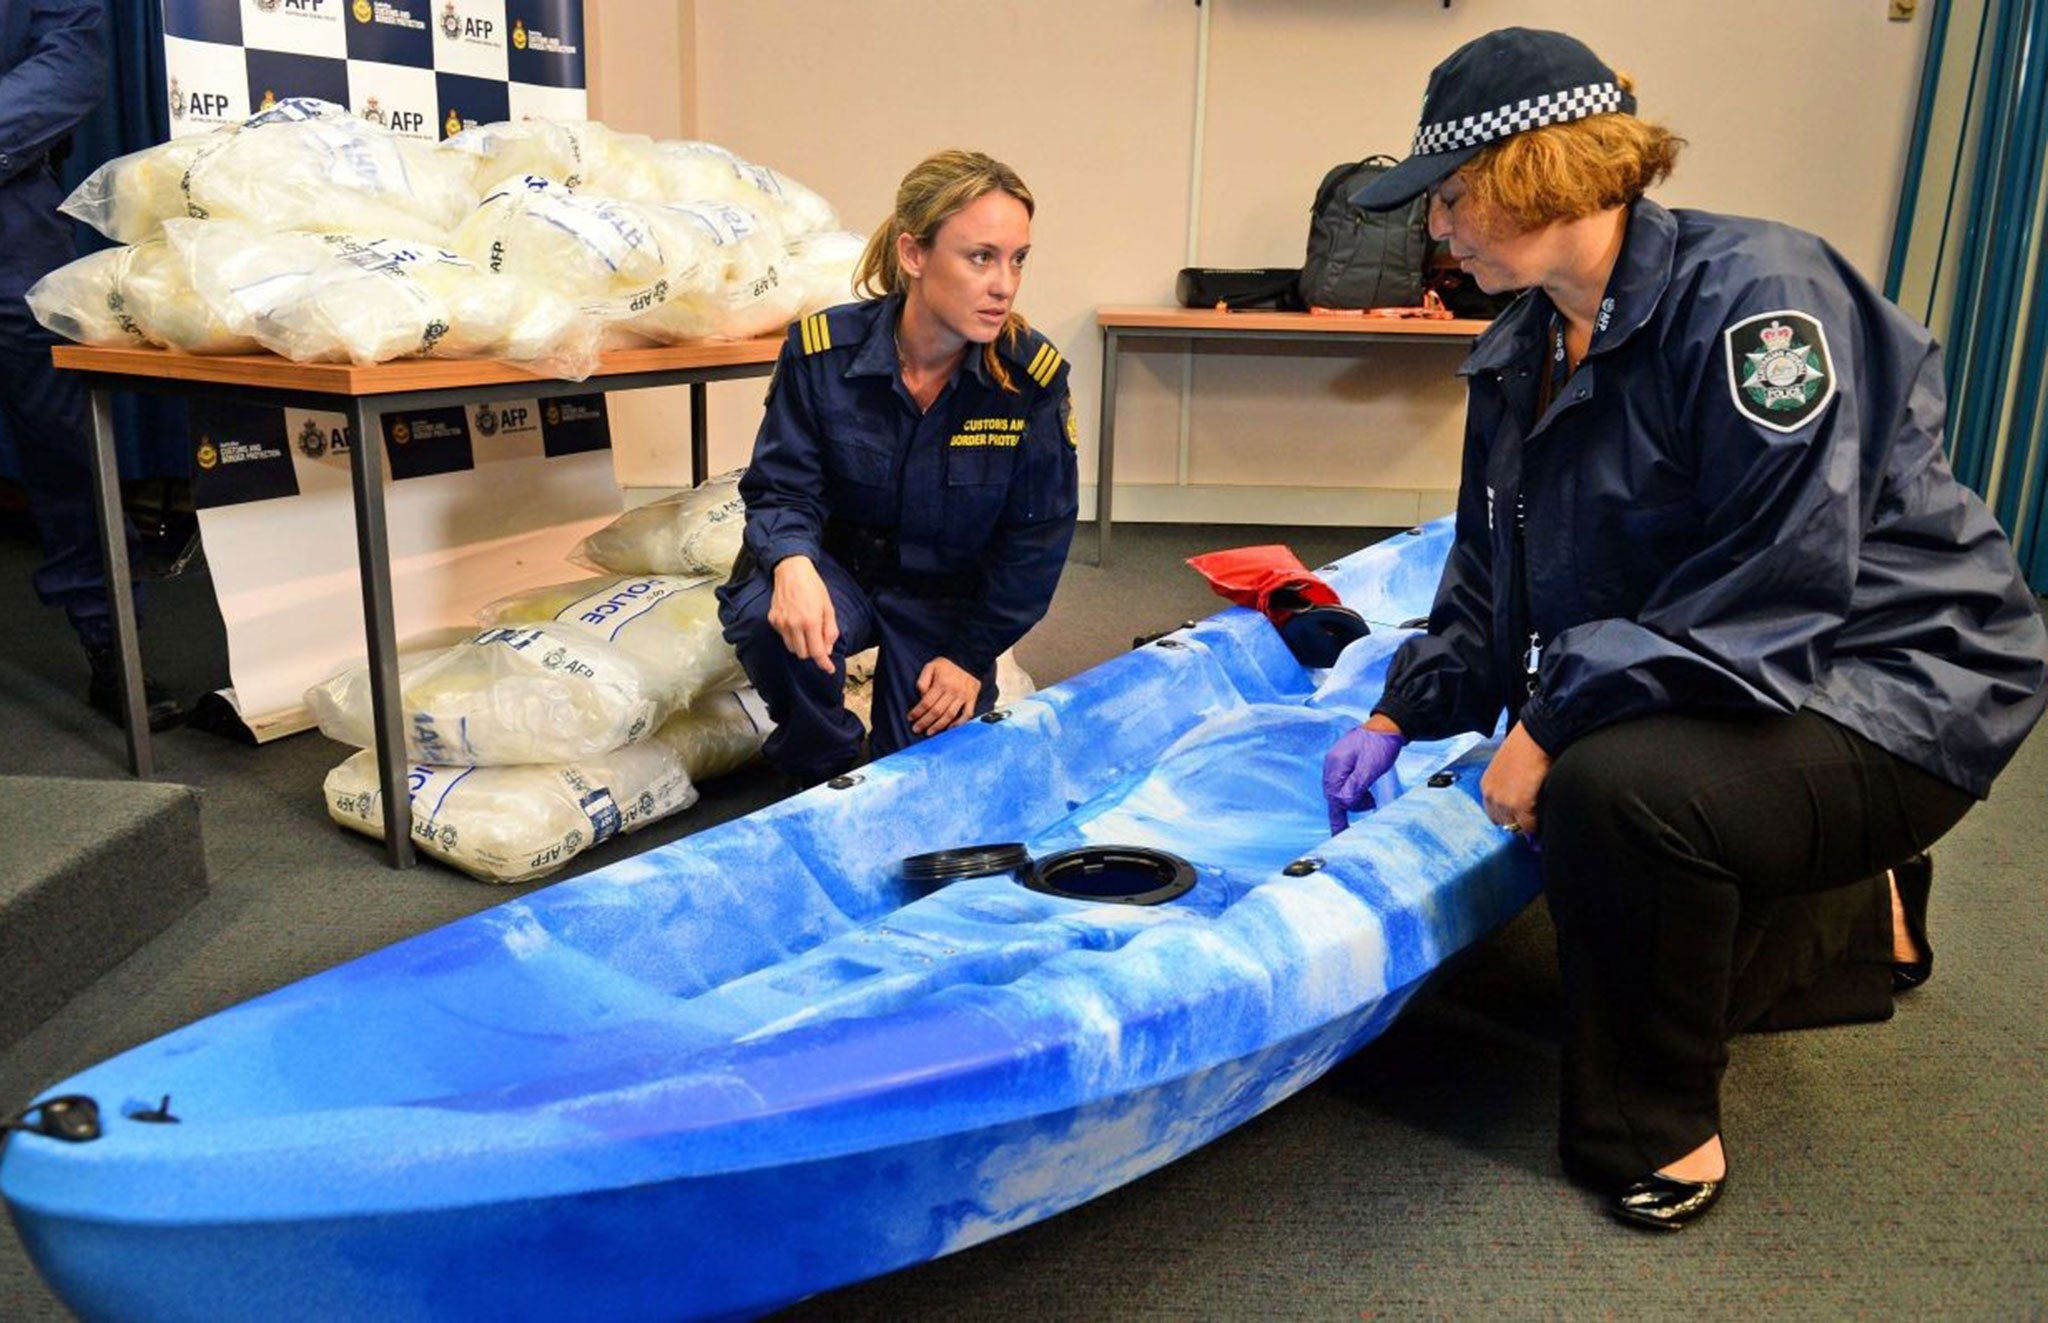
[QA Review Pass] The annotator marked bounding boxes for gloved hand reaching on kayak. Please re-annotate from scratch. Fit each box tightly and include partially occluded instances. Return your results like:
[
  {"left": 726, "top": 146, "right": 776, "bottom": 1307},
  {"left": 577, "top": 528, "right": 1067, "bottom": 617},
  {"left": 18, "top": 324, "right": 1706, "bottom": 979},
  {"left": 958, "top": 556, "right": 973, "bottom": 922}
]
[{"left": 1323, "top": 719, "right": 1407, "bottom": 834}]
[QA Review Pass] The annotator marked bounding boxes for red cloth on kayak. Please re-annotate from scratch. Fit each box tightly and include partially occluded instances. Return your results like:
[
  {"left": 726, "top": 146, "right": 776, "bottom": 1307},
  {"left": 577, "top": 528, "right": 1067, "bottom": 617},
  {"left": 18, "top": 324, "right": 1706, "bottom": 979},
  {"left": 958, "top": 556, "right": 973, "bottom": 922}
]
[{"left": 1186, "top": 545, "right": 1342, "bottom": 624}]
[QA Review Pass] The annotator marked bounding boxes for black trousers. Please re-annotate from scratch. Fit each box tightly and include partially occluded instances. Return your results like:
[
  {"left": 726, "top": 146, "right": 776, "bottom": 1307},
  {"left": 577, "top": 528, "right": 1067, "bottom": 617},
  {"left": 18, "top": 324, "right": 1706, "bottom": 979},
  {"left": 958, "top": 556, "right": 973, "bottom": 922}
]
[
  {"left": 716, "top": 551, "right": 996, "bottom": 785},
  {"left": 1536, "top": 709, "right": 1975, "bottom": 1187},
  {"left": 3, "top": 167, "right": 140, "bottom": 650}
]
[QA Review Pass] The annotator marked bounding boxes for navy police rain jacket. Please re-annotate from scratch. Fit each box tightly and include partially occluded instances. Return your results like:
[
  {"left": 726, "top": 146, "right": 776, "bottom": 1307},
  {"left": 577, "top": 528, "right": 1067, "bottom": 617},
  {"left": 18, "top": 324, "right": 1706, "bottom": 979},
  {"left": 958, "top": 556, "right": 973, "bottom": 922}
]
[
  {"left": 1, "top": 0, "right": 106, "bottom": 293},
  {"left": 736, "top": 293, "right": 1080, "bottom": 675},
  {"left": 1374, "top": 197, "right": 2048, "bottom": 798}
]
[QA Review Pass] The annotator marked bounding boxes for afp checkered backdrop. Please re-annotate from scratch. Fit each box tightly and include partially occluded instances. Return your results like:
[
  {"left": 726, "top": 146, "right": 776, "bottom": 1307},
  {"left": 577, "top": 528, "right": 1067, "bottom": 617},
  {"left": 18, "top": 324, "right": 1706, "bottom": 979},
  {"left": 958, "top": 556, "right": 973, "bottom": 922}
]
[
  {"left": 157, "top": 0, "right": 603, "bottom": 510},
  {"left": 160, "top": 0, "right": 586, "bottom": 144}
]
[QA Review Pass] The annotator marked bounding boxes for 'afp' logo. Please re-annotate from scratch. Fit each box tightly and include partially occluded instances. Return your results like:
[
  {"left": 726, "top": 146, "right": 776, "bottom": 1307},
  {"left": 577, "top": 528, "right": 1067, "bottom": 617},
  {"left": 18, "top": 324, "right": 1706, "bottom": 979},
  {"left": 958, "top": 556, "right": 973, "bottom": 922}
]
[
  {"left": 297, "top": 417, "right": 328, "bottom": 458},
  {"left": 471, "top": 404, "right": 498, "bottom": 437},
  {"left": 438, "top": 3, "right": 493, "bottom": 42},
  {"left": 257, "top": 0, "right": 281, "bottom": 11},
  {"left": 169, "top": 76, "right": 184, "bottom": 120}
]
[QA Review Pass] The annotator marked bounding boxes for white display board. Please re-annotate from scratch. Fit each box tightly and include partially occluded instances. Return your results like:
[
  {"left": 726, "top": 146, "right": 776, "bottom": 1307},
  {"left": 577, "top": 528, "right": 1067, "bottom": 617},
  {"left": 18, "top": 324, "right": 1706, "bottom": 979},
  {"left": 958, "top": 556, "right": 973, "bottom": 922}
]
[{"left": 181, "top": 396, "right": 620, "bottom": 736}]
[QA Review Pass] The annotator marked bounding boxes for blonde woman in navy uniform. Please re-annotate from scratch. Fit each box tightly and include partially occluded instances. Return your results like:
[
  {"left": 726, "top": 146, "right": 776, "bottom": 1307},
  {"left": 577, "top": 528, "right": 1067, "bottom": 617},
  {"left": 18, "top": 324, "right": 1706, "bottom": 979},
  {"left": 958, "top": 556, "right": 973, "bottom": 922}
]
[
  {"left": 719, "top": 150, "right": 1078, "bottom": 788},
  {"left": 1321, "top": 30, "right": 2048, "bottom": 1231}
]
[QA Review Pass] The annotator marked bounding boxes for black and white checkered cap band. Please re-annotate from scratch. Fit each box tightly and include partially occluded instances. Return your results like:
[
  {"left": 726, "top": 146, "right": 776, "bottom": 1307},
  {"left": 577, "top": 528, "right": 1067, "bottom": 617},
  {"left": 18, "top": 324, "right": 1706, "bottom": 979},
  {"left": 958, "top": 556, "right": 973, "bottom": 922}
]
[{"left": 1411, "top": 82, "right": 1628, "bottom": 154}]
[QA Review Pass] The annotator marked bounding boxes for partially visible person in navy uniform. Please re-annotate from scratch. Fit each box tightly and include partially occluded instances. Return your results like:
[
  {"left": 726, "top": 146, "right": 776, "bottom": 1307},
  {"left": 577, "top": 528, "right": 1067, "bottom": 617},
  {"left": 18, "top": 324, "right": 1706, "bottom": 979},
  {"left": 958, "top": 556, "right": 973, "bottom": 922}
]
[
  {"left": 2, "top": 0, "right": 183, "bottom": 728},
  {"left": 718, "top": 150, "right": 1077, "bottom": 787},
  {"left": 1323, "top": 29, "right": 2048, "bottom": 1232}
]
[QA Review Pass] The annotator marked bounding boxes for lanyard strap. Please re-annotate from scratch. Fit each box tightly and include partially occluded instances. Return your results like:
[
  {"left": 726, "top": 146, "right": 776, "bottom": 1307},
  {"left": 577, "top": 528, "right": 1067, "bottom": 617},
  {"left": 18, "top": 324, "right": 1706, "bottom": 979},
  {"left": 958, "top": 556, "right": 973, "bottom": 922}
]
[
  {"left": 1513, "top": 316, "right": 1571, "bottom": 698},
  {"left": 1533, "top": 314, "right": 1570, "bottom": 420}
]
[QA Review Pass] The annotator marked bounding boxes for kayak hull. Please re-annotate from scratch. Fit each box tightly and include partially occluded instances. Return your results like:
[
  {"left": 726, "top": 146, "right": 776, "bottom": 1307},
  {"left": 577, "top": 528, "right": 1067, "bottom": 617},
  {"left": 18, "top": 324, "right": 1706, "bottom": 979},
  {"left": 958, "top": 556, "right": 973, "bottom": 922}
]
[{"left": 3, "top": 520, "right": 1538, "bottom": 1320}]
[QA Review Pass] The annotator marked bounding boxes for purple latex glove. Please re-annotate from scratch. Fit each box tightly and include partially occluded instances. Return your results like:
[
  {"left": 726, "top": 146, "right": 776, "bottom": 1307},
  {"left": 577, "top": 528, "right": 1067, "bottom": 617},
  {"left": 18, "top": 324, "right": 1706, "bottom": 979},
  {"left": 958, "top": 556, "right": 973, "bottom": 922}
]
[{"left": 1323, "top": 726, "right": 1407, "bottom": 834}]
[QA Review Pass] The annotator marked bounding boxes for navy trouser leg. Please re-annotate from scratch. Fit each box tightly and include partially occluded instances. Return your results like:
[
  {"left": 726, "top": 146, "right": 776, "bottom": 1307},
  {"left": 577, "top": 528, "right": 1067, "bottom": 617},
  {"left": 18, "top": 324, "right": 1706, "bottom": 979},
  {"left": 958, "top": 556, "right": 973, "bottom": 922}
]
[
  {"left": 1, "top": 283, "right": 135, "bottom": 650},
  {"left": 717, "top": 553, "right": 876, "bottom": 784},
  {"left": 865, "top": 590, "right": 997, "bottom": 759},
  {"left": 1536, "top": 710, "right": 1975, "bottom": 1188}
]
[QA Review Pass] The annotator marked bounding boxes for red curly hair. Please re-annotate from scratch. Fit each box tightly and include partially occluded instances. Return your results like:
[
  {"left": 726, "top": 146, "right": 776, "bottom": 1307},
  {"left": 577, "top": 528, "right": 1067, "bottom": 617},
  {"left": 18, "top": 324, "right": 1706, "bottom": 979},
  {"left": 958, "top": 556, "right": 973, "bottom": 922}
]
[{"left": 1454, "top": 74, "right": 1683, "bottom": 235}]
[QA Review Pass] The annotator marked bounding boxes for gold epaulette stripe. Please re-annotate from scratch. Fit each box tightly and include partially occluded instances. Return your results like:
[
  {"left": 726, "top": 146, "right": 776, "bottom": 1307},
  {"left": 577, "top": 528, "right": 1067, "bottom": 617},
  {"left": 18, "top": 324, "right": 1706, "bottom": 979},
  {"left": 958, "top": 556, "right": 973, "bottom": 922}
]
[
  {"left": 1025, "top": 342, "right": 1061, "bottom": 387},
  {"left": 800, "top": 313, "right": 832, "bottom": 355}
]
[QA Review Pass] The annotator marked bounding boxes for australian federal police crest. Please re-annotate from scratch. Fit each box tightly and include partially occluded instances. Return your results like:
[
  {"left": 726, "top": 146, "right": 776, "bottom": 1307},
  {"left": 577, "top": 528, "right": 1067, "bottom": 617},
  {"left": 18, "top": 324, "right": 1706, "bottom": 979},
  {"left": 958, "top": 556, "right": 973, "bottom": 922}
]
[{"left": 1725, "top": 310, "right": 1836, "bottom": 432}]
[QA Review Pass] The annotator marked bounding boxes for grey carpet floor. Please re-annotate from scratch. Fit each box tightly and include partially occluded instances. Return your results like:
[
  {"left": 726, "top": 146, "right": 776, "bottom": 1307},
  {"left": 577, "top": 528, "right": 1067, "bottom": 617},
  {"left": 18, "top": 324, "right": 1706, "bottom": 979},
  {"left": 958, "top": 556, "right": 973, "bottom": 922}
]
[{"left": 2, "top": 519, "right": 2045, "bottom": 1320}]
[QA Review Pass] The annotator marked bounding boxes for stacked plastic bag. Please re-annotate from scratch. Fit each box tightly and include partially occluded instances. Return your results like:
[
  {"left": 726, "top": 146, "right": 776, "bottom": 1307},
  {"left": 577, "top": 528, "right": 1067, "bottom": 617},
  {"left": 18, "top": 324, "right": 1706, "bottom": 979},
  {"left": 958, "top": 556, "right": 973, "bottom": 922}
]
[
  {"left": 310, "top": 473, "right": 1037, "bottom": 883},
  {"left": 475, "top": 573, "right": 747, "bottom": 705},
  {"left": 320, "top": 692, "right": 776, "bottom": 885},
  {"left": 309, "top": 482, "right": 776, "bottom": 882},
  {"left": 304, "top": 623, "right": 679, "bottom": 766},
  {"left": 57, "top": 97, "right": 473, "bottom": 245},
  {"left": 25, "top": 238, "right": 252, "bottom": 354},
  {"left": 571, "top": 468, "right": 748, "bottom": 579},
  {"left": 28, "top": 100, "right": 867, "bottom": 380},
  {"left": 323, "top": 742, "right": 700, "bottom": 885}
]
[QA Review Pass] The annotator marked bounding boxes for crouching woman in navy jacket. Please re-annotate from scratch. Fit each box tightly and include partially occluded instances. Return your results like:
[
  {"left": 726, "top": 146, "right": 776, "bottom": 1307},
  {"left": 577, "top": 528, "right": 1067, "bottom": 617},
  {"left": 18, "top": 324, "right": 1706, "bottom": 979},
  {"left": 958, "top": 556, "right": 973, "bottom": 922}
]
[
  {"left": 718, "top": 150, "right": 1078, "bottom": 788},
  {"left": 1323, "top": 29, "right": 2048, "bottom": 1232}
]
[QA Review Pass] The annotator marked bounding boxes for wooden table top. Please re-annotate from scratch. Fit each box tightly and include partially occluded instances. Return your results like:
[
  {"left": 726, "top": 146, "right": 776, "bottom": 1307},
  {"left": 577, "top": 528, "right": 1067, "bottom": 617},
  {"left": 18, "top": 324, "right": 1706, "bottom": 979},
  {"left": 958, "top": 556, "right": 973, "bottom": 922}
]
[
  {"left": 51, "top": 336, "right": 785, "bottom": 396},
  {"left": 1096, "top": 304, "right": 1493, "bottom": 338}
]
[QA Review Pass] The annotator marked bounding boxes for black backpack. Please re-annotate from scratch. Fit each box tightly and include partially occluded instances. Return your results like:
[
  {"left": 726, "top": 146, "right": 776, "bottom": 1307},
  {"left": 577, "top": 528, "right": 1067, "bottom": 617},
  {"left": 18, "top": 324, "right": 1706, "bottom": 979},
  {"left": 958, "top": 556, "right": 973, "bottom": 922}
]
[
  {"left": 1297, "top": 155, "right": 1430, "bottom": 311},
  {"left": 1174, "top": 266, "right": 1304, "bottom": 311}
]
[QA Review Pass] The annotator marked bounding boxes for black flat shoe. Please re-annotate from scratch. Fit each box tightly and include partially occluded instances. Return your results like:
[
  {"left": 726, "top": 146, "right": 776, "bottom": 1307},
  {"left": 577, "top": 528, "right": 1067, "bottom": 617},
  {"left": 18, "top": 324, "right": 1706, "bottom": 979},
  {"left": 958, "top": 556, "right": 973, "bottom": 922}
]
[
  {"left": 1892, "top": 853, "right": 1934, "bottom": 993},
  {"left": 1608, "top": 1171, "right": 1724, "bottom": 1231},
  {"left": 85, "top": 648, "right": 186, "bottom": 732}
]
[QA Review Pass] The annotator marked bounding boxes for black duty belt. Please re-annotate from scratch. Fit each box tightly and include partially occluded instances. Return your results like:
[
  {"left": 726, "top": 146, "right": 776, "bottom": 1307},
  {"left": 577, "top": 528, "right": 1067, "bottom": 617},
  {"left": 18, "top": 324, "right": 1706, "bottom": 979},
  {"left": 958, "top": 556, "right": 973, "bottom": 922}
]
[
  {"left": 892, "top": 568, "right": 982, "bottom": 600},
  {"left": 42, "top": 134, "right": 73, "bottom": 184},
  {"left": 824, "top": 520, "right": 897, "bottom": 589},
  {"left": 825, "top": 521, "right": 979, "bottom": 599}
]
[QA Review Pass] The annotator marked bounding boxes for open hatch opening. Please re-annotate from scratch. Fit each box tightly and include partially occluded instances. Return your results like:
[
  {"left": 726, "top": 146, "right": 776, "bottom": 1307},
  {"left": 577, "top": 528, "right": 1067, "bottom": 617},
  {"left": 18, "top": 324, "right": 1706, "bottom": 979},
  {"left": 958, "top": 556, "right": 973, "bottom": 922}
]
[{"left": 1023, "top": 847, "right": 1196, "bottom": 906}]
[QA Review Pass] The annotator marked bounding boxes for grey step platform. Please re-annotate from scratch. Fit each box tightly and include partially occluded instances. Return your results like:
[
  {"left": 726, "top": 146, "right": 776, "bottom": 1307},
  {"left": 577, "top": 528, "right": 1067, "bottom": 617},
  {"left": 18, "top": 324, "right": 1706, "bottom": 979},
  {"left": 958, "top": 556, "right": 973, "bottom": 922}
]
[{"left": 0, "top": 776, "right": 208, "bottom": 1051}]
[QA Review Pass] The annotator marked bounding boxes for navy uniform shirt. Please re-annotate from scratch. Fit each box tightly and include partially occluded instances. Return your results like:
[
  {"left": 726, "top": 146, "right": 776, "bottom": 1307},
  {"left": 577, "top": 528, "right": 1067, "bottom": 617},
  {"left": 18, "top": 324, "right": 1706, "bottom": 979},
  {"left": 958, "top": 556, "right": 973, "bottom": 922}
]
[
  {"left": 1376, "top": 197, "right": 2048, "bottom": 799},
  {"left": 736, "top": 292, "right": 1080, "bottom": 674},
  {"left": 1, "top": 0, "right": 106, "bottom": 291},
  {"left": 1, "top": 0, "right": 103, "bottom": 182}
]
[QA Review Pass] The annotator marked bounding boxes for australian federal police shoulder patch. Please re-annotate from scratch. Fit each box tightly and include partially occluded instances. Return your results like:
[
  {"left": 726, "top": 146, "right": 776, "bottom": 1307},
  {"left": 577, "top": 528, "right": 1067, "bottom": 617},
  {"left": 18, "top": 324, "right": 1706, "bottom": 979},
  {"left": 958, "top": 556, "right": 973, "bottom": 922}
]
[{"left": 1724, "top": 309, "right": 1836, "bottom": 433}]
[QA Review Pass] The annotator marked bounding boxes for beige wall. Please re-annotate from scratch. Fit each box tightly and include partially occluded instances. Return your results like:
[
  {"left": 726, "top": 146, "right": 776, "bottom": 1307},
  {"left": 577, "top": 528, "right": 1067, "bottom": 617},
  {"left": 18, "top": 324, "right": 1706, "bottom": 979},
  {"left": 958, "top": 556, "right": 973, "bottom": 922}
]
[
  {"left": 587, "top": 1, "right": 1930, "bottom": 521},
  {"left": 583, "top": 2, "right": 698, "bottom": 484}
]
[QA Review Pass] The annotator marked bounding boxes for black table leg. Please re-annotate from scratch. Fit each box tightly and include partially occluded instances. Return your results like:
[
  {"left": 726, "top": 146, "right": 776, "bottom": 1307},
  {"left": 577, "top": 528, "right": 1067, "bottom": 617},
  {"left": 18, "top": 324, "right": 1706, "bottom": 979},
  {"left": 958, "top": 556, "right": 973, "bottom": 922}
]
[
  {"left": 690, "top": 381, "right": 709, "bottom": 488},
  {"left": 86, "top": 385, "right": 152, "bottom": 775},
  {"left": 346, "top": 400, "right": 415, "bottom": 869},
  {"left": 1091, "top": 328, "right": 1119, "bottom": 566}
]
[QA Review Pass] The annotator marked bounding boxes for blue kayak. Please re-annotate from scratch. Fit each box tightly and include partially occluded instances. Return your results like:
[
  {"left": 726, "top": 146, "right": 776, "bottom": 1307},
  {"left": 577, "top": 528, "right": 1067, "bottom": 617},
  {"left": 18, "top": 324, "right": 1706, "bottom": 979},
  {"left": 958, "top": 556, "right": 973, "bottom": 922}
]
[{"left": 1, "top": 521, "right": 1538, "bottom": 1321}]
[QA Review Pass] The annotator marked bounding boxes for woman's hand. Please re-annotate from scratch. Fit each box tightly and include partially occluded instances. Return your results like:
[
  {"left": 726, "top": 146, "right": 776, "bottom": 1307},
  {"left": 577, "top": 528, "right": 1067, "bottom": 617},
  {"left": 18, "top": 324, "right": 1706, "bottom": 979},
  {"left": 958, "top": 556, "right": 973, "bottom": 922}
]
[
  {"left": 1481, "top": 722, "right": 1552, "bottom": 838},
  {"left": 1322, "top": 715, "right": 1408, "bottom": 834},
  {"left": 768, "top": 556, "right": 838, "bottom": 673},
  {"left": 908, "top": 657, "right": 981, "bottom": 736}
]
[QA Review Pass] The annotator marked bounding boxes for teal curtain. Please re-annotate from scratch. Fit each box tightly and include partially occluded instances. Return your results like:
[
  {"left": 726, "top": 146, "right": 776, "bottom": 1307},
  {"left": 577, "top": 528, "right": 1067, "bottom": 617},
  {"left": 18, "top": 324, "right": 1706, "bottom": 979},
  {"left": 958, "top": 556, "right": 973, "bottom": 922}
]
[{"left": 1888, "top": 0, "right": 2048, "bottom": 591}]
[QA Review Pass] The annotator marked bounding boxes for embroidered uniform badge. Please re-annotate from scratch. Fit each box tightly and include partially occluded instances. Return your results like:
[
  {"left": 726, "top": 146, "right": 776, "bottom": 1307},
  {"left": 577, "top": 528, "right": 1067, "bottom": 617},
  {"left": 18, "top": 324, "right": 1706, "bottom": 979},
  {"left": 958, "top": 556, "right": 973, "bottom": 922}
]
[{"left": 1724, "top": 310, "right": 1836, "bottom": 432}]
